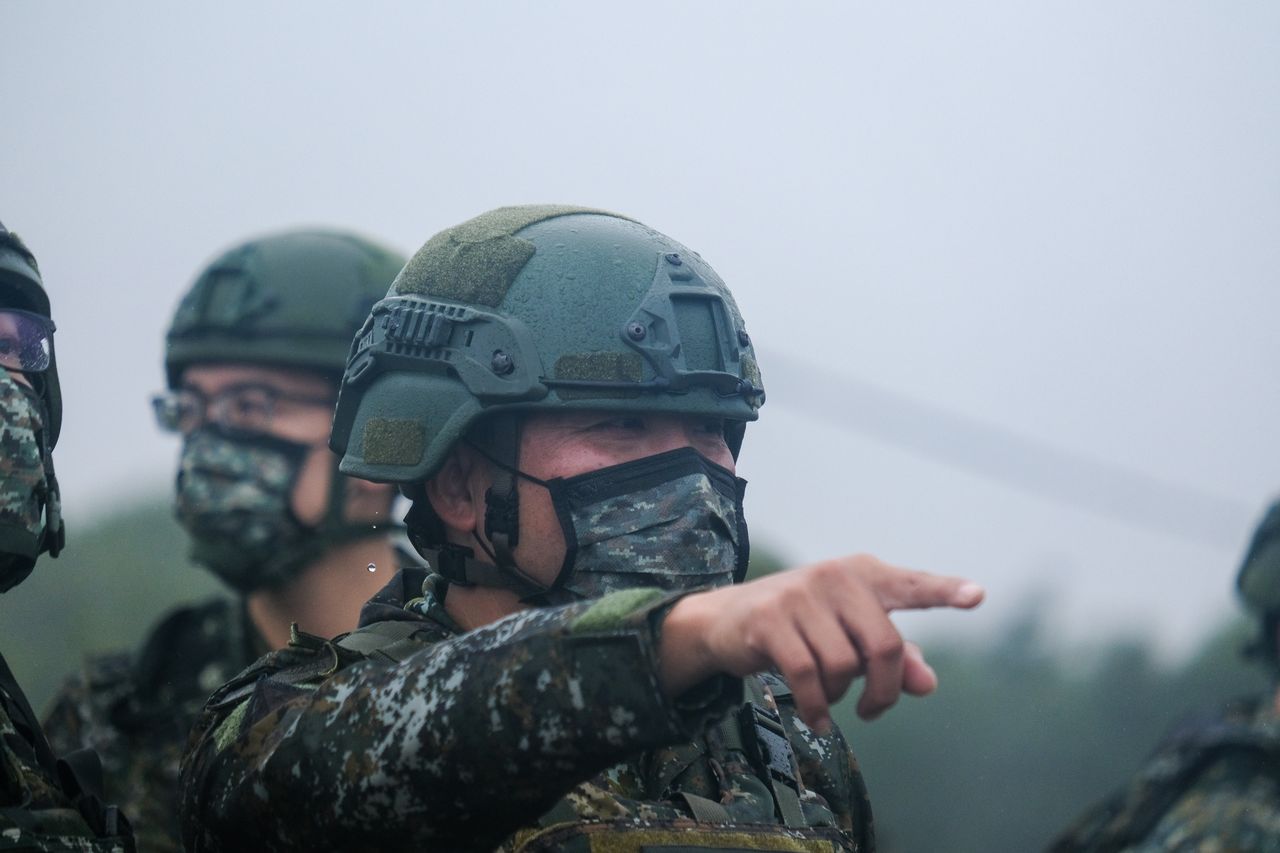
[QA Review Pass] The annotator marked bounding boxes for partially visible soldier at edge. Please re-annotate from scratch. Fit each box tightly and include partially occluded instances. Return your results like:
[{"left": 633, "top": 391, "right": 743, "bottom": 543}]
[
  {"left": 1049, "top": 499, "right": 1280, "bottom": 851},
  {"left": 179, "top": 205, "right": 986, "bottom": 852},
  {"left": 41, "top": 230, "right": 416, "bottom": 852},
  {"left": 0, "top": 221, "right": 134, "bottom": 851}
]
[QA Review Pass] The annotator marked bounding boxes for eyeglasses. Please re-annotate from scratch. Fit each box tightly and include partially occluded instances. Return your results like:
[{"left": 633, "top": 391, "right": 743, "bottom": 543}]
[
  {"left": 0, "top": 309, "right": 55, "bottom": 373},
  {"left": 151, "top": 383, "right": 336, "bottom": 435}
]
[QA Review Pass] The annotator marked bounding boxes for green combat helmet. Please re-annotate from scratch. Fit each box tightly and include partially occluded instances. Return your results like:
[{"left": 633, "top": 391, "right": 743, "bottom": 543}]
[
  {"left": 165, "top": 229, "right": 406, "bottom": 587},
  {"left": 0, "top": 221, "right": 64, "bottom": 576},
  {"left": 330, "top": 205, "right": 765, "bottom": 590},
  {"left": 1237, "top": 498, "right": 1280, "bottom": 665}
]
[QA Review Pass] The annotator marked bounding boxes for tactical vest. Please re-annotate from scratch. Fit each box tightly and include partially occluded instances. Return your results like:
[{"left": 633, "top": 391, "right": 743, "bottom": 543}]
[
  {"left": 1049, "top": 698, "right": 1280, "bottom": 853},
  {"left": 0, "top": 654, "right": 133, "bottom": 852},
  {"left": 337, "top": 621, "right": 872, "bottom": 853}
]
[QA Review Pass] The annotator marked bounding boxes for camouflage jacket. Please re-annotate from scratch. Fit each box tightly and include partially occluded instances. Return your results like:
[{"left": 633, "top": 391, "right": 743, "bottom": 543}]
[
  {"left": 1048, "top": 695, "right": 1280, "bottom": 852},
  {"left": 179, "top": 567, "right": 875, "bottom": 852},
  {"left": 1, "top": 651, "right": 133, "bottom": 852},
  {"left": 41, "top": 597, "right": 261, "bottom": 853}
]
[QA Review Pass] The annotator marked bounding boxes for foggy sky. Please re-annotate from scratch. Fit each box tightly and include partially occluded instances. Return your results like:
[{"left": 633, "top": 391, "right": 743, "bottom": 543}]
[{"left": 3, "top": 1, "right": 1279, "bottom": 658}]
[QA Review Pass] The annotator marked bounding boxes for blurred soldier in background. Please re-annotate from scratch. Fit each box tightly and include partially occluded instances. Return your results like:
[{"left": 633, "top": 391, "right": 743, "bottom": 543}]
[
  {"left": 42, "top": 230, "right": 416, "bottom": 852},
  {"left": 1050, "top": 499, "right": 1280, "bottom": 851},
  {"left": 0, "top": 221, "right": 134, "bottom": 850},
  {"left": 180, "top": 206, "right": 984, "bottom": 852}
]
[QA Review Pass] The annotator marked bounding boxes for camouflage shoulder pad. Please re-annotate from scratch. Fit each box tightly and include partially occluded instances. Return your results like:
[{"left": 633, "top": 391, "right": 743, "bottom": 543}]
[{"left": 204, "top": 633, "right": 340, "bottom": 715}]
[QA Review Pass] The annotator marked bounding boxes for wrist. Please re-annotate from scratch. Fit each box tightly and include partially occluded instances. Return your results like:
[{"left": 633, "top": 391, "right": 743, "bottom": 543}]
[{"left": 656, "top": 589, "right": 717, "bottom": 697}]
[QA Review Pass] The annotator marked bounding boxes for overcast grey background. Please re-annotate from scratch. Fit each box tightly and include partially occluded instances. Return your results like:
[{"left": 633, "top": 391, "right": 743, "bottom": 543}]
[{"left": 3, "top": 1, "right": 1277, "bottom": 660}]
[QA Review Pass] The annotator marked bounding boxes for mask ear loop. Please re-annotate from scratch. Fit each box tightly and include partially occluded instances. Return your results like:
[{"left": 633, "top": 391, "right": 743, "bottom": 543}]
[
  {"left": 462, "top": 419, "right": 559, "bottom": 599},
  {"left": 482, "top": 415, "right": 523, "bottom": 568}
]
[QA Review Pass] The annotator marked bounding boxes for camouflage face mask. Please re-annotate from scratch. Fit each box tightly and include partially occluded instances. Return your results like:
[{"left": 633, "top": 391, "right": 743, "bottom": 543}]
[
  {"left": 175, "top": 426, "right": 329, "bottom": 593},
  {"left": 511, "top": 447, "right": 749, "bottom": 603},
  {"left": 0, "top": 371, "right": 50, "bottom": 592}
]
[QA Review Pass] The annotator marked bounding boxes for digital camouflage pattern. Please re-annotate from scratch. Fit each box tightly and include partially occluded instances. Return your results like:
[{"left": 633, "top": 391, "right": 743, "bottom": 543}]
[
  {"left": 1048, "top": 696, "right": 1280, "bottom": 852},
  {"left": 42, "top": 598, "right": 261, "bottom": 853},
  {"left": 179, "top": 567, "right": 874, "bottom": 851},
  {"left": 1, "top": 652, "right": 132, "bottom": 852},
  {"left": 0, "top": 371, "right": 48, "bottom": 587},
  {"left": 536, "top": 448, "right": 744, "bottom": 601},
  {"left": 174, "top": 428, "right": 316, "bottom": 592}
]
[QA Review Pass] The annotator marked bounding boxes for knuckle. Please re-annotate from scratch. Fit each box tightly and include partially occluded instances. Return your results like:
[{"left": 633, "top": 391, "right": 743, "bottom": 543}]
[
  {"left": 827, "top": 648, "right": 862, "bottom": 680},
  {"left": 866, "top": 634, "right": 904, "bottom": 663},
  {"left": 786, "top": 658, "right": 819, "bottom": 683},
  {"left": 775, "top": 583, "right": 812, "bottom": 612}
]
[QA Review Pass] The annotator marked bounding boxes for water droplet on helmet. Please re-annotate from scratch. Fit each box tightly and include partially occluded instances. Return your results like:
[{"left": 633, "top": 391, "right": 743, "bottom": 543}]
[{"left": 367, "top": 563, "right": 377, "bottom": 573}]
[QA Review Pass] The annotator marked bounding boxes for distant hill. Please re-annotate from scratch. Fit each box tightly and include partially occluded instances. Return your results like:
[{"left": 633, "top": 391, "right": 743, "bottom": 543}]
[{"left": 0, "top": 494, "right": 224, "bottom": 710}]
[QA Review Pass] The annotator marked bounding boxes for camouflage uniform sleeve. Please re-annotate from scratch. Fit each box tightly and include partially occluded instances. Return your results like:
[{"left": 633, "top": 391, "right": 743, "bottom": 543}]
[{"left": 180, "top": 588, "right": 740, "bottom": 852}]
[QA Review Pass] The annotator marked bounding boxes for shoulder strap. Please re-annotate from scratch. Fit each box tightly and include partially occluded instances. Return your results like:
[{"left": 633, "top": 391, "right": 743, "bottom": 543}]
[
  {"left": 336, "top": 620, "right": 429, "bottom": 664},
  {"left": 703, "top": 676, "right": 809, "bottom": 828},
  {"left": 744, "top": 677, "right": 808, "bottom": 828}
]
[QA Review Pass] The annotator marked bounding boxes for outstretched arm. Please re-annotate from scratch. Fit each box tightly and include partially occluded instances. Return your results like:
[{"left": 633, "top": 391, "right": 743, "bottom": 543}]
[{"left": 660, "top": 554, "right": 984, "bottom": 730}]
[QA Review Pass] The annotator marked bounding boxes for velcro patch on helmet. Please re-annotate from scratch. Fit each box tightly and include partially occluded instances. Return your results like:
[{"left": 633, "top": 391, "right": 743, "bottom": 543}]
[
  {"left": 394, "top": 205, "right": 632, "bottom": 307},
  {"left": 553, "top": 352, "right": 644, "bottom": 399},
  {"left": 362, "top": 418, "right": 426, "bottom": 467},
  {"left": 741, "top": 355, "right": 763, "bottom": 402}
]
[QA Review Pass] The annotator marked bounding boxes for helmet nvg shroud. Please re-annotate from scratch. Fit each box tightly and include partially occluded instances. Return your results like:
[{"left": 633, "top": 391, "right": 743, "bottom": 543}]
[{"left": 331, "top": 205, "right": 765, "bottom": 492}]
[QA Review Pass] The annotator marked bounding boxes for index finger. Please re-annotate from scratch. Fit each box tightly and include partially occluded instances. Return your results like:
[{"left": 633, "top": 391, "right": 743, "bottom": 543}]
[{"left": 854, "top": 557, "right": 985, "bottom": 612}]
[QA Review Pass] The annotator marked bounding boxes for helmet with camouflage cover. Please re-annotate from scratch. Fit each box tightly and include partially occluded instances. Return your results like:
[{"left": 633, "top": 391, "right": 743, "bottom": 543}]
[
  {"left": 330, "top": 205, "right": 765, "bottom": 575},
  {"left": 331, "top": 205, "right": 764, "bottom": 482},
  {"left": 1237, "top": 498, "right": 1280, "bottom": 665},
  {"left": 166, "top": 229, "right": 407, "bottom": 385}
]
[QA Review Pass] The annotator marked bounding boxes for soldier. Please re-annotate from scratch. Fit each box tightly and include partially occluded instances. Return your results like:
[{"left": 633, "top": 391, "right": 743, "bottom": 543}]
[
  {"left": 0, "top": 220, "right": 134, "bottom": 851},
  {"left": 1049, "top": 500, "right": 1280, "bottom": 851},
  {"left": 179, "top": 206, "right": 985, "bottom": 852},
  {"left": 42, "top": 230, "right": 417, "bottom": 852}
]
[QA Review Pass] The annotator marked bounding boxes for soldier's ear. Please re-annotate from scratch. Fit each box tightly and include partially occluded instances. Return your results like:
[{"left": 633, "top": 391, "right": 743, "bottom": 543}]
[{"left": 424, "top": 444, "right": 482, "bottom": 538}]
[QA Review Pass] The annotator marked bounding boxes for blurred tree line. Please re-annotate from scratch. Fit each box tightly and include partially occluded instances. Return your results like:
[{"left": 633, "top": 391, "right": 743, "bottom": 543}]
[{"left": 0, "top": 500, "right": 1261, "bottom": 852}]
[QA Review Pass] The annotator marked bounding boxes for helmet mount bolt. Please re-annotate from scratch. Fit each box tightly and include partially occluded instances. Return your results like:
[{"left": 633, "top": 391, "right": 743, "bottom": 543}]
[
  {"left": 491, "top": 350, "right": 515, "bottom": 375},
  {"left": 737, "top": 329, "right": 751, "bottom": 347},
  {"left": 626, "top": 322, "right": 647, "bottom": 341},
  {"left": 664, "top": 252, "right": 682, "bottom": 266}
]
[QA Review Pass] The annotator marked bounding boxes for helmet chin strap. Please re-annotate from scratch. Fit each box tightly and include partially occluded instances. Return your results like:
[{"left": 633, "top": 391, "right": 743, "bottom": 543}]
[
  {"left": 480, "top": 415, "right": 522, "bottom": 568},
  {"left": 436, "top": 414, "right": 558, "bottom": 601}
]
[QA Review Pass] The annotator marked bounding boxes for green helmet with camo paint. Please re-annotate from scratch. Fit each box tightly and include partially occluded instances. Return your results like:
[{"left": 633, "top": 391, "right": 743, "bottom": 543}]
[
  {"left": 1237, "top": 499, "right": 1280, "bottom": 664},
  {"left": 165, "top": 229, "right": 407, "bottom": 387},
  {"left": 330, "top": 205, "right": 765, "bottom": 488}
]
